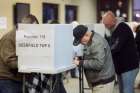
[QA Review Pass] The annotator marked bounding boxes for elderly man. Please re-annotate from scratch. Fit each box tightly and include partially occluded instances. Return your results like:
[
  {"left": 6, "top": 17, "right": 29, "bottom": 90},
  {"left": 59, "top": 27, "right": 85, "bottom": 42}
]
[
  {"left": 102, "top": 11, "right": 139, "bottom": 93},
  {"left": 73, "top": 25, "right": 115, "bottom": 93}
]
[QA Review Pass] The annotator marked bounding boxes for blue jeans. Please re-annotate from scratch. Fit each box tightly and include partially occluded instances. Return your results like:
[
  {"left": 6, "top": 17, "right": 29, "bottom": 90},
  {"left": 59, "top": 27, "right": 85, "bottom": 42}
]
[
  {"left": 117, "top": 68, "right": 139, "bottom": 93},
  {"left": 0, "top": 79, "right": 22, "bottom": 93}
]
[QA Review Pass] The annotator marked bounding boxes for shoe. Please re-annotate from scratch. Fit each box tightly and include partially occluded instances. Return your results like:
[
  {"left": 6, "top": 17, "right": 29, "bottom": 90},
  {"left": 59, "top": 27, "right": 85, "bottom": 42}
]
[{"left": 71, "top": 76, "right": 78, "bottom": 78}]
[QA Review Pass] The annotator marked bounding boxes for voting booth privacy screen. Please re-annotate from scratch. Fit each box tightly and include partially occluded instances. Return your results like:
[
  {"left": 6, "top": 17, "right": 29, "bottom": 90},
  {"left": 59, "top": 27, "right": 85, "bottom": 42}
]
[{"left": 16, "top": 24, "right": 75, "bottom": 74}]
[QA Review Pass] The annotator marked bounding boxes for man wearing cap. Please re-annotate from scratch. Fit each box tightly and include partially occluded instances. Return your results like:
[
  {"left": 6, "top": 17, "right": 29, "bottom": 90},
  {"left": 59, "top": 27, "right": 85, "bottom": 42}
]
[{"left": 73, "top": 25, "right": 115, "bottom": 93}]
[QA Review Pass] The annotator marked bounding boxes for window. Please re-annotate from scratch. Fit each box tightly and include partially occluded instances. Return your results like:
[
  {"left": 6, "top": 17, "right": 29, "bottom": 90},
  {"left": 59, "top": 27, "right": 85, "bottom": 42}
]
[{"left": 133, "top": 0, "right": 140, "bottom": 21}]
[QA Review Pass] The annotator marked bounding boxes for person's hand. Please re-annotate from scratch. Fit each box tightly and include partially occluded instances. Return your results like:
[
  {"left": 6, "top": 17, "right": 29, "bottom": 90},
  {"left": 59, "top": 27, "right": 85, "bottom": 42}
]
[{"left": 73, "top": 57, "right": 80, "bottom": 66}]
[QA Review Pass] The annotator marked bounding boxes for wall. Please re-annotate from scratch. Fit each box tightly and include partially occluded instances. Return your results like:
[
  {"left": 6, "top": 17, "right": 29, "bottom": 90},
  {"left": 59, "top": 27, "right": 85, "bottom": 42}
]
[
  {"left": 0, "top": 0, "right": 135, "bottom": 41},
  {"left": 0, "top": 0, "right": 97, "bottom": 32},
  {"left": 79, "top": 0, "right": 97, "bottom": 23},
  {"left": 0, "top": 0, "right": 13, "bottom": 31}
]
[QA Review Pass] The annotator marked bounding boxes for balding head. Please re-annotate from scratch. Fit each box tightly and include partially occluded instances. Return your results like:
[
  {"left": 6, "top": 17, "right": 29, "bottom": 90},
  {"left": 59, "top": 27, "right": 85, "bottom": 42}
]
[
  {"left": 103, "top": 11, "right": 115, "bottom": 19},
  {"left": 102, "top": 11, "right": 116, "bottom": 30}
]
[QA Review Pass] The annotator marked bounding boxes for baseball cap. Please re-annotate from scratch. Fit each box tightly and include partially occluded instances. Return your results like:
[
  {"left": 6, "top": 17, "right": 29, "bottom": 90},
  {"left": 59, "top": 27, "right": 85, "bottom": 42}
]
[{"left": 73, "top": 25, "right": 88, "bottom": 46}]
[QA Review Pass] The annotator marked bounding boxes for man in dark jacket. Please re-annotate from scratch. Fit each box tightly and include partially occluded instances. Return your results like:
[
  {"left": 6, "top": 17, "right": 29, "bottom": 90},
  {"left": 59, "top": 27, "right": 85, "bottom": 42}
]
[
  {"left": 73, "top": 25, "right": 115, "bottom": 93},
  {"left": 102, "top": 11, "right": 139, "bottom": 93},
  {"left": 135, "top": 24, "right": 140, "bottom": 89}
]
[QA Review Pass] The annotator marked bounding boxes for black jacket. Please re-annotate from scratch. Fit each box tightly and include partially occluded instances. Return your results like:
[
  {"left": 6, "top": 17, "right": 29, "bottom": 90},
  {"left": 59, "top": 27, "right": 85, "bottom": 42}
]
[
  {"left": 111, "top": 22, "right": 139, "bottom": 74},
  {"left": 135, "top": 25, "right": 140, "bottom": 58}
]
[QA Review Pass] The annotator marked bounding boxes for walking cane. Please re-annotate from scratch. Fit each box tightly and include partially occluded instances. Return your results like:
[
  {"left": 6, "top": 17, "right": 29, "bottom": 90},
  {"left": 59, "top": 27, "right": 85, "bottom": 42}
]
[{"left": 79, "top": 56, "right": 84, "bottom": 93}]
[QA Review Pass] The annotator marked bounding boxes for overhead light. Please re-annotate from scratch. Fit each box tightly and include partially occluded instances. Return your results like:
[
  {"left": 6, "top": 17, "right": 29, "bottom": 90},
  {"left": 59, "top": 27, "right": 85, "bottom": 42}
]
[
  {"left": 122, "top": 13, "right": 127, "bottom": 18},
  {"left": 136, "top": 13, "right": 140, "bottom": 18},
  {"left": 118, "top": 1, "right": 123, "bottom": 8}
]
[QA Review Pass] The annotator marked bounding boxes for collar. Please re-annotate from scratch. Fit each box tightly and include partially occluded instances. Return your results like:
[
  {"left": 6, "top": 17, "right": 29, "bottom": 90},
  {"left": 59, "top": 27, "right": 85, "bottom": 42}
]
[
  {"left": 87, "top": 30, "right": 94, "bottom": 46},
  {"left": 111, "top": 20, "right": 121, "bottom": 34}
]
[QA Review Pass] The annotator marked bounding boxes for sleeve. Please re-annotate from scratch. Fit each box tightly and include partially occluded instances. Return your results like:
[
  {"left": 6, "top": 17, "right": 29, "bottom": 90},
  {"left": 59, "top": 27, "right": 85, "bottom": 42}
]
[
  {"left": 83, "top": 42, "right": 105, "bottom": 71},
  {"left": 135, "top": 32, "right": 140, "bottom": 56},
  {"left": 0, "top": 38, "right": 17, "bottom": 69}
]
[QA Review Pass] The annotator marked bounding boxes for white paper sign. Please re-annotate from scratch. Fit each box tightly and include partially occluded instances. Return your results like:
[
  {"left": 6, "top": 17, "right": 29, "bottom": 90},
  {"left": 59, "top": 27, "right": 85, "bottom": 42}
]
[
  {"left": 16, "top": 30, "right": 54, "bottom": 56},
  {"left": 0, "top": 17, "right": 7, "bottom": 29}
]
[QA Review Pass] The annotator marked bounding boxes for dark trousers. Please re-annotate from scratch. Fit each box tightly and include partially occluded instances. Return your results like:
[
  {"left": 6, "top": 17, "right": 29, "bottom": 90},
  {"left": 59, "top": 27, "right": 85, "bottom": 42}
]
[
  {"left": 53, "top": 74, "right": 66, "bottom": 93},
  {"left": 25, "top": 73, "right": 66, "bottom": 93},
  {"left": 70, "top": 68, "right": 76, "bottom": 78},
  {"left": 0, "top": 79, "right": 22, "bottom": 93}
]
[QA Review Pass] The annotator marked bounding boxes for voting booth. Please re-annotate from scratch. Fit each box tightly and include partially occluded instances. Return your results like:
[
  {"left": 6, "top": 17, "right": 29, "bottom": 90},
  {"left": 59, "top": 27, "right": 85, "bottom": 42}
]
[
  {"left": 16, "top": 24, "right": 75, "bottom": 74},
  {"left": 86, "top": 23, "right": 106, "bottom": 37}
]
